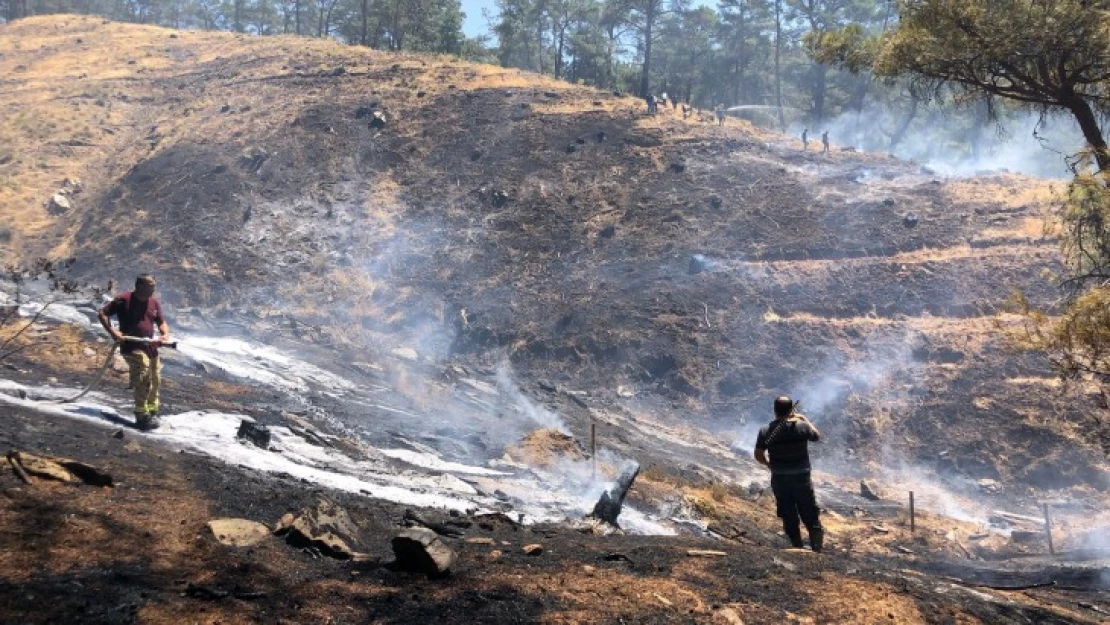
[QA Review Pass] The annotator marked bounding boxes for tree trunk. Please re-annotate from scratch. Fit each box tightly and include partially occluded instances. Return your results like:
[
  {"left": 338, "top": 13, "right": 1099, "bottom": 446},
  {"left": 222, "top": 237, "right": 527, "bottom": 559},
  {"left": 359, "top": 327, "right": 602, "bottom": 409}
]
[
  {"left": 812, "top": 63, "right": 827, "bottom": 125},
  {"left": 233, "top": 0, "right": 244, "bottom": 32},
  {"left": 360, "top": 0, "right": 367, "bottom": 45},
  {"left": 1065, "top": 93, "right": 1110, "bottom": 172},
  {"left": 887, "top": 96, "right": 918, "bottom": 150},
  {"left": 774, "top": 0, "right": 784, "bottom": 131},
  {"left": 638, "top": 1, "right": 654, "bottom": 98},
  {"left": 294, "top": 0, "right": 300, "bottom": 34}
]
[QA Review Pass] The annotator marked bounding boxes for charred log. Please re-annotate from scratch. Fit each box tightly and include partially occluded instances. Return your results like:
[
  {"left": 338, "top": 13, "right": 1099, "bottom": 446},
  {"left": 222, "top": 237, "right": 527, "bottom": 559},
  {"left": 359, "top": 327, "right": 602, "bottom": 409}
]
[{"left": 589, "top": 462, "right": 640, "bottom": 526}]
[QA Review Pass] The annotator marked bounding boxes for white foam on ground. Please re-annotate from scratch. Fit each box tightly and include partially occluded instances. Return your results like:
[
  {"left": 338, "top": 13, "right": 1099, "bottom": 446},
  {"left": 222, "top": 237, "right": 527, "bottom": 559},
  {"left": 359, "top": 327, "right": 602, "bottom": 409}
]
[
  {"left": 0, "top": 382, "right": 487, "bottom": 512},
  {"left": 176, "top": 335, "right": 355, "bottom": 394},
  {"left": 378, "top": 448, "right": 511, "bottom": 476},
  {"left": 0, "top": 380, "right": 681, "bottom": 533},
  {"left": 17, "top": 301, "right": 95, "bottom": 328}
]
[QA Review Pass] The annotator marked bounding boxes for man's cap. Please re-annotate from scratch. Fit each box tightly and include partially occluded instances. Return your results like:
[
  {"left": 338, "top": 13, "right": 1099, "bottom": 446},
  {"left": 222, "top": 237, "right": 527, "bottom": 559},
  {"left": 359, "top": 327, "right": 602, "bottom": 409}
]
[{"left": 773, "top": 396, "right": 794, "bottom": 417}]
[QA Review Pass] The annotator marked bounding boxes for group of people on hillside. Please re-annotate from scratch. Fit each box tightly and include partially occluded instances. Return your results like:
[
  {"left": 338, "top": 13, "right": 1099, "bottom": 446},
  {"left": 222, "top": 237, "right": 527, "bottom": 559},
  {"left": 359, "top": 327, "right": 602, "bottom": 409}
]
[
  {"left": 646, "top": 91, "right": 682, "bottom": 115},
  {"left": 645, "top": 92, "right": 729, "bottom": 127},
  {"left": 801, "top": 127, "right": 830, "bottom": 153},
  {"left": 645, "top": 96, "right": 834, "bottom": 145}
]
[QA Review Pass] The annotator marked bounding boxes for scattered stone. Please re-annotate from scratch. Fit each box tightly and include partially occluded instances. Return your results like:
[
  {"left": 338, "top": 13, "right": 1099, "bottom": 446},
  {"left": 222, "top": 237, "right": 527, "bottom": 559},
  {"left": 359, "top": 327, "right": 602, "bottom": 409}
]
[
  {"left": 390, "top": 346, "right": 418, "bottom": 361},
  {"left": 416, "top": 91, "right": 426, "bottom": 98},
  {"left": 112, "top": 430, "right": 125, "bottom": 440},
  {"left": 669, "top": 161, "right": 686, "bottom": 174},
  {"left": 490, "top": 189, "right": 509, "bottom": 207},
  {"left": 392, "top": 527, "right": 457, "bottom": 577},
  {"left": 859, "top": 480, "right": 882, "bottom": 501},
  {"left": 596, "top": 131, "right": 606, "bottom": 143},
  {"left": 488, "top": 549, "right": 503, "bottom": 560},
  {"left": 654, "top": 593, "right": 673, "bottom": 607},
  {"left": 903, "top": 213, "right": 919, "bottom": 228},
  {"left": 331, "top": 66, "right": 346, "bottom": 76},
  {"left": 7, "top": 450, "right": 113, "bottom": 487},
  {"left": 207, "top": 519, "right": 271, "bottom": 547},
  {"left": 714, "top": 606, "right": 746, "bottom": 625},
  {"left": 566, "top": 144, "right": 577, "bottom": 154},
  {"left": 465, "top": 537, "right": 494, "bottom": 545},
  {"left": 369, "top": 110, "right": 387, "bottom": 129},
  {"left": 599, "top": 224, "right": 615, "bottom": 239},
  {"left": 871, "top": 524, "right": 892, "bottom": 534},
  {"left": 510, "top": 103, "right": 531, "bottom": 121},
  {"left": 709, "top": 195, "right": 723, "bottom": 209},
  {"left": 687, "top": 549, "right": 728, "bottom": 557},
  {"left": 274, "top": 512, "right": 296, "bottom": 532},
  {"left": 976, "top": 478, "right": 1001, "bottom": 493},
  {"left": 355, "top": 105, "right": 374, "bottom": 118},
  {"left": 543, "top": 91, "right": 559, "bottom": 99},
  {"left": 236, "top": 419, "right": 271, "bottom": 449},
  {"left": 275, "top": 499, "right": 361, "bottom": 559},
  {"left": 688, "top": 254, "right": 710, "bottom": 275},
  {"left": 48, "top": 193, "right": 71, "bottom": 214},
  {"left": 592, "top": 100, "right": 603, "bottom": 106},
  {"left": 220, "top": 104, "right": 231, "bottom": 113},
  {"left": 522, "top": 543, "right": 543, "bottom": 556}
]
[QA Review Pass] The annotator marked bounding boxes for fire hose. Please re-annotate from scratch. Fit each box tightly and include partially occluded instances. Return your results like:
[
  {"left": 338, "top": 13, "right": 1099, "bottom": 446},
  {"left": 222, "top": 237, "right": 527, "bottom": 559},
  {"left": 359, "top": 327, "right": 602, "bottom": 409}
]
[{"left": 55, "top": 336, "right": 178, "bottom": 404}]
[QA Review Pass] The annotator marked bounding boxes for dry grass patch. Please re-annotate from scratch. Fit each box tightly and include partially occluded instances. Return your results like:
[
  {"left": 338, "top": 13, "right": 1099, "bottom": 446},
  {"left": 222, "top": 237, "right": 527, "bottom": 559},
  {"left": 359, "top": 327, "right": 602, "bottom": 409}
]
[{"left": 944, "top": 175, "right": 1059, "bottom": 209}]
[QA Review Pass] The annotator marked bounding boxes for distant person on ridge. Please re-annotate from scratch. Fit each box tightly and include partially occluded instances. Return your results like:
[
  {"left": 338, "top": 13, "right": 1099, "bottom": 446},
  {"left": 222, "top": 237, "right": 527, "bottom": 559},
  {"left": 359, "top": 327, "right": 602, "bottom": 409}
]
[
  {"left": 754, "top": 396, "right": 824, "bottom": 552},
  {"left": 646, "top": 93, "right": 656, "bottom": 114},
  {"left": 715, "top": 103, "right": 725, "bottom": 126},
  {"left": 802, "top": 128, "right": 809, "bottom": 151},
  {"left": 98, "top": 274, "right": 171, "bottom": 431},
  {"left": 822, "top": 131, "right": 829, "bottom": 153},
  {"left": 660, "top": 91, "right": 668, "bottom": 109}
]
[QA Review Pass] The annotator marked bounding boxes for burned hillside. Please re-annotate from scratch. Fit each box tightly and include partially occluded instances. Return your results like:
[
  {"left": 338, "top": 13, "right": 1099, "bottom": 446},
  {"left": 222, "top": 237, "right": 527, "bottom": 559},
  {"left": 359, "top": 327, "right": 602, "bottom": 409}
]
[{"left": 0, "top": 16, "right": 1106, "bottom": 500}]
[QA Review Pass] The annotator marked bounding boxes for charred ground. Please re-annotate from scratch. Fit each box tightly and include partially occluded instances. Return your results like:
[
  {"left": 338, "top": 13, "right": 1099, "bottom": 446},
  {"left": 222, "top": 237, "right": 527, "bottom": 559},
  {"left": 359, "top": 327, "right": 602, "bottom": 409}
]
[
  {"left": 1, "top": 15, "right": 1104, "bottom": 494},
  {"left": 0, "top": 15, "right": 1109, "bottom": 624}
]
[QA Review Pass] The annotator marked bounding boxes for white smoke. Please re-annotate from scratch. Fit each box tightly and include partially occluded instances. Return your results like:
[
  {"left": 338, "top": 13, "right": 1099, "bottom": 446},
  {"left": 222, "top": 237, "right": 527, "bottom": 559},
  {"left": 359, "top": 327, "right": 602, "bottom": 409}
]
[
  {"left": 802, "top": 107, "right": 1084, "bottom": 179},
  {"left": 792, "top": 328, "right": 923, "bottom": 426},
  {"left": 730, "top": 327, "right": 923, "bottom": 453}
]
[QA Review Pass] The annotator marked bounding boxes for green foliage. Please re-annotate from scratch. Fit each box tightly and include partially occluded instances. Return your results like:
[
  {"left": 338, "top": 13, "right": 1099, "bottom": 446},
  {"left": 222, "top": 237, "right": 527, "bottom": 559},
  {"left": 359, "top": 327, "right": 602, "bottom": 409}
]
[
  {"left": 877, "top": 0, "right": 1110, "bottom": 169},
  {"left": 806, "top": 23, "right": 878, "bottom": 73}
]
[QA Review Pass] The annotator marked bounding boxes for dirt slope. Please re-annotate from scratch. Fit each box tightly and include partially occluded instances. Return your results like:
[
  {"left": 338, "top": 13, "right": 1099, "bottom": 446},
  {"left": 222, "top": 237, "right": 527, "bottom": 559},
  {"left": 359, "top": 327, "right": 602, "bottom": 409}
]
[
  {"left": 0, "top": 14, "right": 1106, "bottom": 497},
  {"left": 2, "top": 405, "right": 1105, "bottom": 625}
]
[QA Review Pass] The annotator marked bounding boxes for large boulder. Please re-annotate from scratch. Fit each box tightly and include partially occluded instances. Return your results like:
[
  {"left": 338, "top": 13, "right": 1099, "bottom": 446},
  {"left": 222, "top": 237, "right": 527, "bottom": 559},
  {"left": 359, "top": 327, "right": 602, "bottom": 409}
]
[
  {"left": 392, "top": 527, "right": 457, "bottom": 577},
  {"left": 275, "top": 499, "right": 361, "bottom": 559}
]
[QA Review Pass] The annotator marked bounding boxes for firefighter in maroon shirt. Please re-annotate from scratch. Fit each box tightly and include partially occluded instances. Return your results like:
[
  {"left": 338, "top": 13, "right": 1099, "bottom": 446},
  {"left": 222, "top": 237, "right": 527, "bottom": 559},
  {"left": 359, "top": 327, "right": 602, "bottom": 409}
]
[{"left": 98, "top": 274, "right": 171, "bottom": 430}]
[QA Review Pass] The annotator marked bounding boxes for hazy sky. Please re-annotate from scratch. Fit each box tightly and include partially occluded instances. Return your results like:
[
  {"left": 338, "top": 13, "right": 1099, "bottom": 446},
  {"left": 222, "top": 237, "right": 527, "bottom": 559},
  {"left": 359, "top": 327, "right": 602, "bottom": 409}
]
[{"left": 462, "top": 0, "right": 716, "bottom": 39}]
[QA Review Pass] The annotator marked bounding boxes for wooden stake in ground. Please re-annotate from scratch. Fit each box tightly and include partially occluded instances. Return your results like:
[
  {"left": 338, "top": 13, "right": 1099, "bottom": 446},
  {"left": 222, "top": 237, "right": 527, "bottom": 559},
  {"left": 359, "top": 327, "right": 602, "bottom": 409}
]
[
  {"left": 1043, "top": 502, "right": 1054, "bottom": 555},
  {"left": 590, "top": 422, "right": 597, "bottom": 482}
]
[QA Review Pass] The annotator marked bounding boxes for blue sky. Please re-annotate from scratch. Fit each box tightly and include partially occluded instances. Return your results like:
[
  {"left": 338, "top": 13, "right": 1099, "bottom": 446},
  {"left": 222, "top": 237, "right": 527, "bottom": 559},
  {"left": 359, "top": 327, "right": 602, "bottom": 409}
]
[{"left": 462, "top": 0, "right": 497, "bottom": 38}]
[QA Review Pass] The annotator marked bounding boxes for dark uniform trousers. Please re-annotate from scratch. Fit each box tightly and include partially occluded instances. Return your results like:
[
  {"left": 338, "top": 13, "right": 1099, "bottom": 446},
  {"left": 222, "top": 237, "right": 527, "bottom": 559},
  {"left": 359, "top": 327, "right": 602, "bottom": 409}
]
[{"left": 771, "top": 472, "right": 823, "bottom": 548}]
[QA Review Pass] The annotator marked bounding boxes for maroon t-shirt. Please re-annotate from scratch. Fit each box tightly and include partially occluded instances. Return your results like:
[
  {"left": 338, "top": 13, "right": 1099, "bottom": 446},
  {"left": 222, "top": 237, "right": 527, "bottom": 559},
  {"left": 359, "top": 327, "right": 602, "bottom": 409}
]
[{"left": 101, "top": 292, "right": 164, "bottom": 358}]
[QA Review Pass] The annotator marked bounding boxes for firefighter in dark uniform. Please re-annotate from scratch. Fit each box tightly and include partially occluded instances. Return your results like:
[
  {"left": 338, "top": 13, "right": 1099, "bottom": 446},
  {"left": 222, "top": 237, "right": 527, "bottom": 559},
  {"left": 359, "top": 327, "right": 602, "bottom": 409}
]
[{"left": 755, "top": 396, "right": 824, "bottom": 552}]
